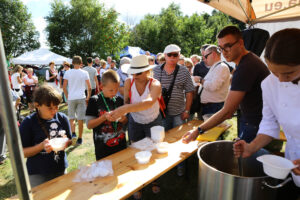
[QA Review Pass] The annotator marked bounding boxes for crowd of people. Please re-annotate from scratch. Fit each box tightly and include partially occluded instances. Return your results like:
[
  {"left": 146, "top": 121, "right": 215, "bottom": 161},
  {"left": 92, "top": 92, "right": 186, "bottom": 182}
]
[{"left": 2, "top": 25, "right": 299, "bottom": 199}]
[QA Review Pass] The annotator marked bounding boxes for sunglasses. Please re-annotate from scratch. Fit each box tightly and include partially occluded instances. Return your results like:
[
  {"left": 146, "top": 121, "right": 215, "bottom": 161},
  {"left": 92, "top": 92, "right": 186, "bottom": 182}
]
[
  {"left": 134, "top": 72, "right": 143, "bottom": 76},
  {"left": 167, "top": 53, "right": 179, "bottom": 57},
  {"left": 203, "top": 52, "right": 212, "bottom": 59}
]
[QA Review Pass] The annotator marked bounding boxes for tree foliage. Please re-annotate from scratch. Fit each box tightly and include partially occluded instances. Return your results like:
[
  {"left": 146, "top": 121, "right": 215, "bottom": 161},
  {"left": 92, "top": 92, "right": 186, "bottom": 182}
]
[
  {"left": 46, "top": 0, "right": 129, "bottom": 59},
  {"left": 0, "top": 0, "right": 40, "bottom": 58},
  {"left": 129, "top": 3, "right": 246, "bottom": 56}
]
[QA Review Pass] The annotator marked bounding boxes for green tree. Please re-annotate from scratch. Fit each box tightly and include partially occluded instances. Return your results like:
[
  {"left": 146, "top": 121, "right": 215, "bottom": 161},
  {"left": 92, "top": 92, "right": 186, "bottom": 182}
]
[
  {"left": 129, "top": 3, "right": 183, "bottom": 54},
  {"left": 0, "top": 0, "right": 40, "bottom": 58},
  {"left": 46, "top": 0, "right": 129, "bottom": 60},
  {"left": 178, "top": 14, "right": 214, "bottom": 56},
  {"left": 128, "top": 4, "right": 245, "bottom": 56}
]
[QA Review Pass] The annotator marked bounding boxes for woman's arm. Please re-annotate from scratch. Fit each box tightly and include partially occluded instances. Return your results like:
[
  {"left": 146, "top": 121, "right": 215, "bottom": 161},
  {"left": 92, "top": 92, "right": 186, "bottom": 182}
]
[
  {"left": 233, "top": 134, "right": 273, "bottom": 158},
  {"left": 111, "top": 79, "right": 161, "bottom": 119}
]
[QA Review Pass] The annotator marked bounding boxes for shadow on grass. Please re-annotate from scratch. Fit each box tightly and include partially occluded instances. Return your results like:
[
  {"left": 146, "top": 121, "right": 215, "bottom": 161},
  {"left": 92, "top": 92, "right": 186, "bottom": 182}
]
[
  {"left": 0, "top": 179, "right": 17, "bottom": 200},
  {"left": 66, "top": 145, "right": 80, "bottom": 155}
]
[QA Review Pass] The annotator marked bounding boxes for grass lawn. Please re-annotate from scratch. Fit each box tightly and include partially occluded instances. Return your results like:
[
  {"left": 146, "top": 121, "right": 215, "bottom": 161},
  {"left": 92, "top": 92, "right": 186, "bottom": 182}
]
[{"left": 0, "top": 107, "right": 238, "bottom": 200}]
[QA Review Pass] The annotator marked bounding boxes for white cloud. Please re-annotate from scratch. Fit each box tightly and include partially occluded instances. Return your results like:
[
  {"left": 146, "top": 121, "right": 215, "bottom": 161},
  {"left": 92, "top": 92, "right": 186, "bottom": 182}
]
[{"left": 33, "top": 17, "right": 48, "bottom": 48}]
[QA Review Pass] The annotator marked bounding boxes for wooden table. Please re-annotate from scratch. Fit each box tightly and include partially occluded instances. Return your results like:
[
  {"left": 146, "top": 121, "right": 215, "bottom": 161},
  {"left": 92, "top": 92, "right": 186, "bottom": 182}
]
[{"left": 9, "top": 120, "right": 231, "bottom": 200}]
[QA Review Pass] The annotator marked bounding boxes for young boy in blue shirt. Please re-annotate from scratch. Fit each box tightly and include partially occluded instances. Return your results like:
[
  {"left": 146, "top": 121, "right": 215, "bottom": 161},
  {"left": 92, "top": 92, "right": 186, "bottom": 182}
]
[
  {"left": 86, "top": 70, "right": 127, "bottom": 160},
  {"left": 20, "top": 84, "right": 72, "bottom": 187}
]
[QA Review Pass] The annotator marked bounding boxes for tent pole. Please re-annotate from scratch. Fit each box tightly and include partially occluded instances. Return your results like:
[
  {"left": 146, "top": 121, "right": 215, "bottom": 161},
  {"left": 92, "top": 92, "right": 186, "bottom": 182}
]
[
  {"left": 0, "top": 30, "right": 33, "bottom": 199},
  {"left": 237, "top": 0, "right": 251, "bottom": 23}
]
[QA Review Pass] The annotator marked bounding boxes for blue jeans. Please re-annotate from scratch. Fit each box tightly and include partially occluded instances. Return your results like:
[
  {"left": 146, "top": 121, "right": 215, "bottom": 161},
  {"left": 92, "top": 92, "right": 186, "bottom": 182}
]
[
  {"left": 128, "top": 114, "right": 162, "bottom": 142},
  {"left": 162, "top": 114, "right": 184, "bottom": 131},
  {"left": 238, "top": 120, "right": 259, "bottom": 143},
  {"left": 202, "top": 102, "right": 224, "bottom": 115}
]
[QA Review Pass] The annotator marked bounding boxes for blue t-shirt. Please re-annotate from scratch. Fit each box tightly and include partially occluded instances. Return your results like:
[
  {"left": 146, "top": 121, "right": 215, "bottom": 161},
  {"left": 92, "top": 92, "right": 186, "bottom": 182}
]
[{"left": 19, "top": 112, "right": 71, "bottom": 175}]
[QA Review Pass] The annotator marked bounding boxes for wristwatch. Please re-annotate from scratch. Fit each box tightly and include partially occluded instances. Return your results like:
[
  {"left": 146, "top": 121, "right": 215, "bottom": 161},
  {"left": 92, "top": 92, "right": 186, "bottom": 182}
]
[
  {"left": 184, "top": 110, "right": 190, "bottom": 114},
  {"left": 198, "top": 127, "right": 205, "bottom": 135}
]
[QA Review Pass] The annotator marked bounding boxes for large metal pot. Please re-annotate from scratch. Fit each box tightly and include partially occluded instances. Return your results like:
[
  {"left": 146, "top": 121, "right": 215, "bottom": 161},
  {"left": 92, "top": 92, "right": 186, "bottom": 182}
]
[{"left": 197, "top": 141, "right": 277, "bottom": 200}]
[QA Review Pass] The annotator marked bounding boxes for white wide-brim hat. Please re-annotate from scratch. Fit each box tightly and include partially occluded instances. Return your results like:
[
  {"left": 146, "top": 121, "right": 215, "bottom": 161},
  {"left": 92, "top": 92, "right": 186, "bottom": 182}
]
[{"left": 122, "top": 55, "right": 156, "bottom": 75}]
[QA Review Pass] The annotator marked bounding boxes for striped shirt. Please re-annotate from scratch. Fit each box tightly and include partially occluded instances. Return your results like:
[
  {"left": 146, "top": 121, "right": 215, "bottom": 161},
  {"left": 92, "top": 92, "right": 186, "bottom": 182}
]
[{"left": 153, "top": 64, "right": 194, "bottom": 116}]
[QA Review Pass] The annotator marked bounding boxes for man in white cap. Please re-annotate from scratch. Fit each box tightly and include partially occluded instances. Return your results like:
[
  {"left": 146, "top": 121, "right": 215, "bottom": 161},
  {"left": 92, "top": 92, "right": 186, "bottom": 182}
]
[
  {"left": 153, "top": 44, "right": 194, "bottom": 130},
  {"left": 153, "top": 44, "right": 194, "bottom": 176}
]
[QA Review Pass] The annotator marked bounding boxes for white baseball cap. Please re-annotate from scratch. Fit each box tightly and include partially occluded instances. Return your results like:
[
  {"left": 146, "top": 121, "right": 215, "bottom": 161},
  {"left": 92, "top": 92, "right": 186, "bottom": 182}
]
[{"left": 163, "top": 44, "right": 181, "bottom": 54}]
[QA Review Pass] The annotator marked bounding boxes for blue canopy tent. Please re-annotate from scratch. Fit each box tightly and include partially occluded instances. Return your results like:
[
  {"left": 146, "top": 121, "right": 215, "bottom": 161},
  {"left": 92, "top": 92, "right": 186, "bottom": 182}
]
[{"left": 119, "top": 46, "right": 155, "bottom": 58}]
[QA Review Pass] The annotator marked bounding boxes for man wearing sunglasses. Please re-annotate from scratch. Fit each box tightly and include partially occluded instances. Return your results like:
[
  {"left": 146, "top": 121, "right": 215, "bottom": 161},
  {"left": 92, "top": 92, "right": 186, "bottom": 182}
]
[
  {"left": 153, "top": 44, "right": 194, "bottom": 176},
  {"left": 153, "top": 44, "right": 194, "bottom": 131},
  {"left": 200, "top": 45, "right": 230, "bottom": 116},
  {"left": 183, "top": 26, "right": 270, "bottom": 144}
]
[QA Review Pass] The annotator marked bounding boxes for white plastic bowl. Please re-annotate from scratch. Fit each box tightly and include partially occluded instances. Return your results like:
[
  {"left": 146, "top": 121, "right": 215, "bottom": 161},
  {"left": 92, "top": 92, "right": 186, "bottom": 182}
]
[
  {"left": 257, "top": 155, "right": 297, "bottom": 179},
  {"left": 49, "top": 137, "right": 68, "bottom": 152},
  {"left": 150, "top": 126, "right": 165, "bottom": 143},
  {"left": 156, "top": 142, "right": 169, "bottom": 154},
  {"left": 135, "top": 151, "right": 152, "bottom": 164}
]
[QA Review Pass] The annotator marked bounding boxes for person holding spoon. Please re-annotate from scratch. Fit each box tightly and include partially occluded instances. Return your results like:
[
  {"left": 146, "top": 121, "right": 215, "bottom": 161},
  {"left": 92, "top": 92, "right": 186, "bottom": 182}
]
[{"left": 234, "top": 28, "right": 300, "bottom": 199}]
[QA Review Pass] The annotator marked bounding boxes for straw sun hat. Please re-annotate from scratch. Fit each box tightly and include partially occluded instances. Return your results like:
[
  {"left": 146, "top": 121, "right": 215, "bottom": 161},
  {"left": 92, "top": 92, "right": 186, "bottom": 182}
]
[{"left": 122, "top": 55, "right": 156, "bottom": 75}]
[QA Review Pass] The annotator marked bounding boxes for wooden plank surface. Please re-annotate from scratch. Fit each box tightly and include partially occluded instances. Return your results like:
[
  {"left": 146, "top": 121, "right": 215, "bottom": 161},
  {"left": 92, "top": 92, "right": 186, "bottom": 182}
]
[{"left": 8, "top": 120, "right": 231, "bottom": 200}]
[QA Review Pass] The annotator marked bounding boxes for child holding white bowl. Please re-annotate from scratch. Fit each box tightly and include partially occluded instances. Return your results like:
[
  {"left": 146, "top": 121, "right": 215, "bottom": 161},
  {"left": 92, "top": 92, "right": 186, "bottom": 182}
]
[{"left": 19, "top": 84, "right": 72, "bottom": 187}]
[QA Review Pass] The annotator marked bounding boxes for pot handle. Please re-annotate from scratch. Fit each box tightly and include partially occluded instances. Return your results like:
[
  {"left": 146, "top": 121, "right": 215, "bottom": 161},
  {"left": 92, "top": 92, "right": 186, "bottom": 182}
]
[{"left": 263, "top": 177, "right": 292, "bottom": 189}]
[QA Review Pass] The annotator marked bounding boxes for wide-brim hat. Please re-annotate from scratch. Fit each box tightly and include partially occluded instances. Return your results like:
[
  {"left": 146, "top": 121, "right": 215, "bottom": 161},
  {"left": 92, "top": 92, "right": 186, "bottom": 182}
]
[{"left": 122, "top": 55, "right": 156, "bottom": 75}]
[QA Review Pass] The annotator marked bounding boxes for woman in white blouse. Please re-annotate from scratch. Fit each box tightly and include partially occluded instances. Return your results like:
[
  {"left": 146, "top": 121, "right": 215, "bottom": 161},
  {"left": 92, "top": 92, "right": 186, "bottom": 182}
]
[
  {"left": 109, "top": 55, "right": 162, "bottom": 142},
  {"left": 234, "top": 29, "right": 300, "bottom": 199},
  {"left": 11, "top": 65, "right": 24, "bottom": 97},
  {"left": 108, "top": 55, "right": 162, "bottom": 198}
]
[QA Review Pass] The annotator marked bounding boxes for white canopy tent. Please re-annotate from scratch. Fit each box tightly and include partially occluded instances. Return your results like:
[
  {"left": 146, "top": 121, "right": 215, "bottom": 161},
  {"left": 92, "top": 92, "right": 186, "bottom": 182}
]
[{"left": 11, "top": 48, "right": 71, "bottom": 65}]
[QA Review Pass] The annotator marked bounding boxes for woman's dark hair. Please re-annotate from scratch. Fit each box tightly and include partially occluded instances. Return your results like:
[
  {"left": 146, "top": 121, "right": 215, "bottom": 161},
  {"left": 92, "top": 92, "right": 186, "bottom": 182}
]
[
  {"left": 33, "top": 84, "right": 61, "bottom": 106},
  {"left": 265, "top": 28, "right": 300, "bottom": 66}
]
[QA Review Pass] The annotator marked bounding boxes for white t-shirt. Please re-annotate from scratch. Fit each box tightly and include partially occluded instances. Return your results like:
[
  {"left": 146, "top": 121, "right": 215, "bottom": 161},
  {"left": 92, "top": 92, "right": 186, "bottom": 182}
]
[
  {"left": 64, "top": 69, "right": 89, "bottom": 100},
  {"left": 83, "top": 66, "right": 97, "bottom": 89},
  {"left": 11, "top": 73, "right": 22, "bottom": 89},
  {"left": 24, "top": 75, "right": 38, "bottom": 85}
]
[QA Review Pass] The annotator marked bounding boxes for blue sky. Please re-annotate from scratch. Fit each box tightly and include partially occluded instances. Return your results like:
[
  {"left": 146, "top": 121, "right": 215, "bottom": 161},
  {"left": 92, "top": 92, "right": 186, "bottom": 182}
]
[{"left": 21, "top": 0, "right": 213, "bottom": 48}]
